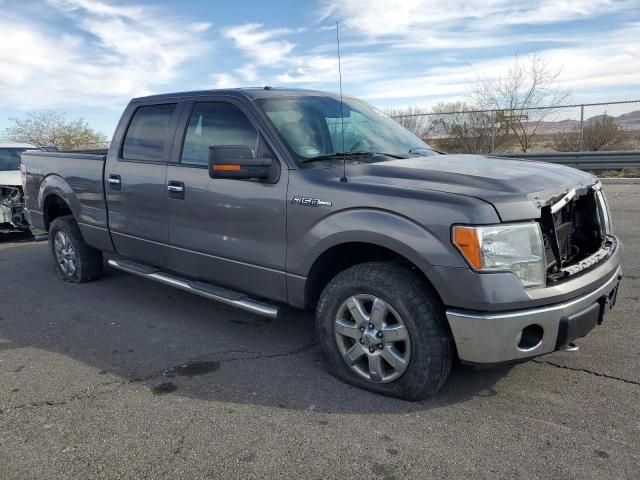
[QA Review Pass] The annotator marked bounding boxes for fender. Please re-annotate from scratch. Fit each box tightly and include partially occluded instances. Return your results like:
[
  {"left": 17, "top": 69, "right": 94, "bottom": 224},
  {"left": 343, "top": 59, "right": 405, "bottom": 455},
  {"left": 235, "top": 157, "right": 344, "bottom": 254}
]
[
  {"left": 288, "top": 207, "right": 467, "bottom": 278},
  {"left": 285, "top": 208, "right": 468, "bottom": 308}
]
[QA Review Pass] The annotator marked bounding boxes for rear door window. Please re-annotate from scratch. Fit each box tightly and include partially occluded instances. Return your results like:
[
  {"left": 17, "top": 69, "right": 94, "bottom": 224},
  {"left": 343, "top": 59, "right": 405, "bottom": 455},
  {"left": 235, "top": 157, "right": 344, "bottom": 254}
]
[{"left": 122, "top": 103, "right": 177, "bottom": 162}]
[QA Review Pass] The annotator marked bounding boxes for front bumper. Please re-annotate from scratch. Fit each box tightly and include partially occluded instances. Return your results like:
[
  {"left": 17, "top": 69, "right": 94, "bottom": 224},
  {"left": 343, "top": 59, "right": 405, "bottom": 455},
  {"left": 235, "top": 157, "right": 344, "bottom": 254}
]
[{"left": 446, "top": 264, "right": 622, "bottom": 364}]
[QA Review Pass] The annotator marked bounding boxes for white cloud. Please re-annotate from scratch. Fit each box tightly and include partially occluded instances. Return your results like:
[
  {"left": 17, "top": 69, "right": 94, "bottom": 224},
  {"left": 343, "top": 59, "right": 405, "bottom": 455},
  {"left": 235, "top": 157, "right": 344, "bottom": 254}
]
[
  {"left": 211, "top": 73, "right": 237, "bottom": 89},
  {"left": 212, "top": 22, "right": 378, "bottom": 90},
  {"left": 0, "top": 0, "right": 212, "bottom": 109},
  {"left": 235, "top": 64, "right": 260, "bottom": 83},
  {"left": 299, "top": 0, "right": 640, "bottom": 108},
  {"left": 320, "top": 0, "right": 637, "bottom": 38},
  {"left": 497, "top": 0, "right": 637, "bottom": 26},
  {"left": 209, "top": 0, "right": 639, "bottom": 104},
  {"left": 276, "top": 54, "right": 378, "bottom": 85},
  {"left": 223, "top": 23, "right": 297, "bottom": 66},
  {"left": 3, "top": 0, "right": 635, "bottom": 123},
  {"left": 359, "top": 23, "right": 640, "bottom": 106},
  {"left": 321, "top": 0, "right": 485, "bottom": 37}
]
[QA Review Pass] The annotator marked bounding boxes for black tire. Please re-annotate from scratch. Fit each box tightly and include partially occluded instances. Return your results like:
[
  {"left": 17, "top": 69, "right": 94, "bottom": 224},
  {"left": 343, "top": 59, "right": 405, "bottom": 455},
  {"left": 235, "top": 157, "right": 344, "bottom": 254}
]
[
  {"left": 48, "top": 215, "right": 103, "bottom": 283},
  {"left": 316, "top": 262, "right": 453, "bottom": 401}
]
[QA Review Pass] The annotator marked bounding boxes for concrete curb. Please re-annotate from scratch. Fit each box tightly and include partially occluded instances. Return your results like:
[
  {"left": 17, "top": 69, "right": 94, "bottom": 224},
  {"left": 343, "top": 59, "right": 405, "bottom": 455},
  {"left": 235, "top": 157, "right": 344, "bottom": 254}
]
[{"left": 600, "top": 178, "right": 640, "bottom": 185}]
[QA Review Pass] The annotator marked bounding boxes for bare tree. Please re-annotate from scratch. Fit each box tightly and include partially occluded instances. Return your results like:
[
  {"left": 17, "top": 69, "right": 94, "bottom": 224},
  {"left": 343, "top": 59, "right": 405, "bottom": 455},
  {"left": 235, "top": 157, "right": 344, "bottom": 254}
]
[
  {"left": 428, "top": 101, "right": 511, "bottom": 154},
  {"left": 553, "top": 115, "right": 628, "bottom": 152},
  {"left": 471, "top": 53, "right": 570, "bottom": 152},
  {"left": 2, "top": 110, "right": 108, "bottom": 150},
  {"left": 582, "top": 116, "right": 628, "bottom": 151},
  {"left": 551, "top": 128, "right": 580, "bottom": 152},
  {"left": 385, "top": 105, "right": 434, "bottom": 138}
]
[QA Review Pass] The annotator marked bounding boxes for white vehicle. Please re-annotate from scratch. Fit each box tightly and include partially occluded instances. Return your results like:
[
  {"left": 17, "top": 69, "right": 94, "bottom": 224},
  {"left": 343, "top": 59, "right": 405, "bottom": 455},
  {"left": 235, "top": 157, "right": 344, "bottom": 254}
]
[{"left": 0, "top": 142, "right": 37, "bottom": 232}]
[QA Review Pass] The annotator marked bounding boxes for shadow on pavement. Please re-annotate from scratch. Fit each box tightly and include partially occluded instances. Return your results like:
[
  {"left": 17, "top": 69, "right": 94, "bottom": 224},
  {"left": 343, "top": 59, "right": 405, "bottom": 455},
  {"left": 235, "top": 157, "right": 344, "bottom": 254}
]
[
  {"left": 0, "top": 230, "right": 34, "bottom": 243},
  {"left": 1, "top": 241, "right": 512, "bottom": 414}
]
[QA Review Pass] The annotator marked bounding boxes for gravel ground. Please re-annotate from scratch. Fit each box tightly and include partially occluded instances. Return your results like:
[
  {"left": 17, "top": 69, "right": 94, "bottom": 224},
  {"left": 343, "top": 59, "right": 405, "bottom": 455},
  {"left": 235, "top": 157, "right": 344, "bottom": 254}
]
[{"left": 0, "top": 184, "right": 638, "bottom": 480}]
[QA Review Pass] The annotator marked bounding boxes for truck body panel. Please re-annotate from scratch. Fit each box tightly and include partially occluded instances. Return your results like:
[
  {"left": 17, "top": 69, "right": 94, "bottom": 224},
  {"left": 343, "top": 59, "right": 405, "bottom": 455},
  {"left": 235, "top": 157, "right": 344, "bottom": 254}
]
[{"left": 24, "top": 150, "right": 112, "bottom": 250}]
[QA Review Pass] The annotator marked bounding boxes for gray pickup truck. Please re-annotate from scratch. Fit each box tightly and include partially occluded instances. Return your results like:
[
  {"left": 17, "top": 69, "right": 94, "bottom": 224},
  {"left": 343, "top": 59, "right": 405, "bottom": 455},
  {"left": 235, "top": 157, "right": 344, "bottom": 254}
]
[{"left": 21, "top": 88, "right": 622, "bottom": 400}]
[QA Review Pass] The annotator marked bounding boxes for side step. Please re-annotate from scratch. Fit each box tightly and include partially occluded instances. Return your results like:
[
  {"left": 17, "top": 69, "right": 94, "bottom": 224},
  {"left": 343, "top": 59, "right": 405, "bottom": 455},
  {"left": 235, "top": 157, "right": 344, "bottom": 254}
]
[{"left": 107, "top": 258, "right": 279, "bottom": 318}]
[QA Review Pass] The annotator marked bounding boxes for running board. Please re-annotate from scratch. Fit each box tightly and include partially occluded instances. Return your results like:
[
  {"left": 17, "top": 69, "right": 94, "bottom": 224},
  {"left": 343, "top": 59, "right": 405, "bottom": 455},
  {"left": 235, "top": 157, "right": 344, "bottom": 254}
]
[{"left": 107, "top": 259, "right": 279, "bottom": 318}]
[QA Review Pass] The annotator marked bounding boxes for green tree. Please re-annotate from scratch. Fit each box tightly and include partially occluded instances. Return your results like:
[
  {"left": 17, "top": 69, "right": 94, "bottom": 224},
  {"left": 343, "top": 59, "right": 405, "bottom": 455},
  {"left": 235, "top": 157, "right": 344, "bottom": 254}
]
[{"left": 2, "top": 110, "right": 107, "bottom": 150}]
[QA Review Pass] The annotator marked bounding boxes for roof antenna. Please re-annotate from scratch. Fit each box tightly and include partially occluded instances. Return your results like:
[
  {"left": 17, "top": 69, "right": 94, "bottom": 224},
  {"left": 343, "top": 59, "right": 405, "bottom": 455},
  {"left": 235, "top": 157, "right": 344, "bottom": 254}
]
[{"left": 336, "top": 21, "right": 348, "bottom": 183}]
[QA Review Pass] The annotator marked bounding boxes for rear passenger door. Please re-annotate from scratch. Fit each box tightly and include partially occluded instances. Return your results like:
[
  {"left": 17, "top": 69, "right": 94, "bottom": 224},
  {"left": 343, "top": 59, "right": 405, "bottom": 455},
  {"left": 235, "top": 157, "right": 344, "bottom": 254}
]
[
  {"left": 105, "top": 101, "right": 181, "bottom": 266},
  {"left": 165, "top": 98, "right": 288, "bottom": 302}
]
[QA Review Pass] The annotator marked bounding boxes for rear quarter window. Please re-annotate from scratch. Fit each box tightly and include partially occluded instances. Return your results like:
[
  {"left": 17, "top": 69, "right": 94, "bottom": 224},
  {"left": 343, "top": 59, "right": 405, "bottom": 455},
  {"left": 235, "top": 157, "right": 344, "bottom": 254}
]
[{"left": 122, "top": 103, "right": 177, "bottom": 162}]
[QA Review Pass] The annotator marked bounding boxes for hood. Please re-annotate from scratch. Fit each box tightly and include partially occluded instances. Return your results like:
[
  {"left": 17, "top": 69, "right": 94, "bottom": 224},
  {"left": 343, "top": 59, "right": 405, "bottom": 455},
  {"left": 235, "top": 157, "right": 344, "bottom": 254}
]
[
  {"left": 359, "top": 155, "right": 598, "bottom": 221},
  {"left": 0, "top": 170, "right": 21, "bottom": 187}
]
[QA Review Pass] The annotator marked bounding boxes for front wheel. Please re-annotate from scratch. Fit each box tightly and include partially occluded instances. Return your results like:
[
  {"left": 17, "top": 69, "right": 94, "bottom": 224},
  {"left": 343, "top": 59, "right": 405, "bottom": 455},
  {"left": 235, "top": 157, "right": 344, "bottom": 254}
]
[
  {"left": 316, "top": 262, "right": 453, "bottom": 401},
  {"left": 49, "top": 215, "right": 103, "bottom": 283}
]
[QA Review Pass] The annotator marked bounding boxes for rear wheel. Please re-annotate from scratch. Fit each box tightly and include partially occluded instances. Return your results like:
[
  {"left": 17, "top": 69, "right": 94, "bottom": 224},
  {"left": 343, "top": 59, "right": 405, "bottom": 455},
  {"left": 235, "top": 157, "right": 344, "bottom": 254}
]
[
  {"left": 316, "top": 262, "right": 452, "bottom": 401},
  {"left": 49, "top": 216, "right": 103, "bottom": 283}
]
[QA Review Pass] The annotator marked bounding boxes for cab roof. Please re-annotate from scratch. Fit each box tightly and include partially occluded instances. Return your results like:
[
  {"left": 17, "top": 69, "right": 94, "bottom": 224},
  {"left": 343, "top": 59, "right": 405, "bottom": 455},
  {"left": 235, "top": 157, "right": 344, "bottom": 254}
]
[{"left": 131, "top": 87, "right": 341, "bottom": 103}]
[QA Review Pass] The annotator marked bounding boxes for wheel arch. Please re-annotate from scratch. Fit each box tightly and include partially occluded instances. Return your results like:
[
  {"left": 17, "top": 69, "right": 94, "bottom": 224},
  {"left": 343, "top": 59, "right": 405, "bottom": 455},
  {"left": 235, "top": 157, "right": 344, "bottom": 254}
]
[
  {"left": 301, "top": 239, "right": 443, "bottom": 310},
  {"left": 38, "top": 175, "right": 80, "bottom": 230},
  {"left": 42, "top": 194, "right": 73, "bottom": 231},
  {"left": 287, "top": 208, "right": 461, "bottom": 309}
]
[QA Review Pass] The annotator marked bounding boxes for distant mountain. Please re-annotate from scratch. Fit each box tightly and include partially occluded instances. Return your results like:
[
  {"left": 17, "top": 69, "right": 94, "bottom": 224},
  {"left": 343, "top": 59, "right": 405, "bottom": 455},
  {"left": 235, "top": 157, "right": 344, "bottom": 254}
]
[
  {"left": 615, "top": 110, "right": 640, "bottom": 128},
  {"left": 530, "top": 109, "right": 640, "bottom": 134}
]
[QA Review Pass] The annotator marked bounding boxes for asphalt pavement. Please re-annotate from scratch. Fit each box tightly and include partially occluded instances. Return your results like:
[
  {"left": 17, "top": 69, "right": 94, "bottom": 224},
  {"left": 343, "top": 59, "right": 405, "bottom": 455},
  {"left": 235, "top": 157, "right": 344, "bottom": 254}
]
[{"left": 0, "top": 184, "right": 638, "bottom": 479}]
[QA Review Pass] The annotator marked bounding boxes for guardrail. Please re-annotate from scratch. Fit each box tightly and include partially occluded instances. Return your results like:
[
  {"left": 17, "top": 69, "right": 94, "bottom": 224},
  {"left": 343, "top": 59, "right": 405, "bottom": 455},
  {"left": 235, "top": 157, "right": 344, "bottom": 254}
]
[{"left": 492, "top": 151, "right": 640, "bottom": 170}]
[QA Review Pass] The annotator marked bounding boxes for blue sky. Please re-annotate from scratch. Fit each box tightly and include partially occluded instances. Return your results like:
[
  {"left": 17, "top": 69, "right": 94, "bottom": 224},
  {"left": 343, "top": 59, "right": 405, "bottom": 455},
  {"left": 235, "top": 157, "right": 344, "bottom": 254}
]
[{"left": 1, "top": 0, "right": 639, "bottom": 137}]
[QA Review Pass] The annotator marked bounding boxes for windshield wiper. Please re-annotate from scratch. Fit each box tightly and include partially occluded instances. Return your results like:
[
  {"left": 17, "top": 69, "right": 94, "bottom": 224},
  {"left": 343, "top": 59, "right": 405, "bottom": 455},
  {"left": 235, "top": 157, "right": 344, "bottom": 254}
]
[
  {"left": 408, "top": 147, "right": 432, "bottom": 154},
  {"left": 408, "top": 146, "right": 443, "bottom": 155},
  {"left": 301, "top": 152, "right": 370, "bottom": 163},
  {"left": 301, "top": 151, "right": 405, "bottom": 163}
]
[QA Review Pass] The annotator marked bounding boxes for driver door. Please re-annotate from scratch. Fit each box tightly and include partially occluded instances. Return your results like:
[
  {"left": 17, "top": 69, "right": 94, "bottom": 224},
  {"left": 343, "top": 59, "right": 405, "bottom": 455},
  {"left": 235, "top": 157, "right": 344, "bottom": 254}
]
[{"left": 165, "top": 99, "right": 288, "bottom": 302}]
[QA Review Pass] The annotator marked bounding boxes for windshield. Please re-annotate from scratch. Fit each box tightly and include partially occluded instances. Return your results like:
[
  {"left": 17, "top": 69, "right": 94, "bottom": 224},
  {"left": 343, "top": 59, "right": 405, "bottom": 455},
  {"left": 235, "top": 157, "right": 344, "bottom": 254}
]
[
  {"left": 255, "top": 95, "right": 437, "bottom": 164},
  {"left": 0, "top": 148, "right": 28, "bottom": 171}
]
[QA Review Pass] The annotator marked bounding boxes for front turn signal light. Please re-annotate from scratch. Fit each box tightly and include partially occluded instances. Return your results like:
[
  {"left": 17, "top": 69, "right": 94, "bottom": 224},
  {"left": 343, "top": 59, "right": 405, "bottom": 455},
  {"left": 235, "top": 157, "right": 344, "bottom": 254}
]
[{"left": 452, "top": 226, "right": 482, "bottom": 269}]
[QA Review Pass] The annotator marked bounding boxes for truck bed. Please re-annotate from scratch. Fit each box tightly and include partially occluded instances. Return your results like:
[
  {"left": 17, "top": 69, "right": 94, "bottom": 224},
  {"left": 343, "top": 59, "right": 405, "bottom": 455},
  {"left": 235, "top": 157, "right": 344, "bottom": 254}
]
[{"left": 21, "top": 150, "right": 110, "bottom": 248}]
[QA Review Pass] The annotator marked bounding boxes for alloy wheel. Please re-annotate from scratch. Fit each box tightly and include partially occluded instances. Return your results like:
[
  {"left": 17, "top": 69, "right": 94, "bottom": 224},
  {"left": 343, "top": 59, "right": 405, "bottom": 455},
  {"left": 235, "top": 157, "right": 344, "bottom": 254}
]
[
  {"left": 334, "top": 294, "right": 411, "bottom": 383},
  {"left": 53, "top": 231, "right": 77, "bottom": 277}
]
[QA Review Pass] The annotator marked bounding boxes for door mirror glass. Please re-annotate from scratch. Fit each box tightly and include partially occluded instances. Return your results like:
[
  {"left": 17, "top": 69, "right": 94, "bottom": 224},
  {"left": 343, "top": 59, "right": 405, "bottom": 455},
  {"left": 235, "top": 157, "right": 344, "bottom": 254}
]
[{"left": 208, "top": 145, "right": 272, "bottom": 180}]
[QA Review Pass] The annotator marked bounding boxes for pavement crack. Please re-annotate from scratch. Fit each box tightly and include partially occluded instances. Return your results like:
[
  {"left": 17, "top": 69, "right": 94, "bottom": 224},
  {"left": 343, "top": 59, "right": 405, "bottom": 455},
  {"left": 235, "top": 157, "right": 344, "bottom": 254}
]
[
  {"left": 220, "top": 342, "right": 317, "bottom": 364},
  {"left": 533, "top": 359, "right": 640, "bottom": 386},
  {"left": 1, "top": 380, "right": 123, "bottom": 414}
]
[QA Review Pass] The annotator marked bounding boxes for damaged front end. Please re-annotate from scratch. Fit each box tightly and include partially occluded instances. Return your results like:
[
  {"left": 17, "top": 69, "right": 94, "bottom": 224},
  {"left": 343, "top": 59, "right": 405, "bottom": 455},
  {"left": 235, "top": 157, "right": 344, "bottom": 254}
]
[
  {"left": 539, "top": 183, "right": 614, "bottom": 284},
  {"left": 0, "top": 185, "right": 28, "bottom": 232}
]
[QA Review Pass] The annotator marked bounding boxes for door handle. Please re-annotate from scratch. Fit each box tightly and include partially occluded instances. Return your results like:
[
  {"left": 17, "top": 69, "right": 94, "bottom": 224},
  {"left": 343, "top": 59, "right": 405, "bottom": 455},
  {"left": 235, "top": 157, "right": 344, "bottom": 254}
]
[
  {"left": 167, "top": 181, "right": 185, "bottom": 199},
  {"left": 108, "top": 174, "right": 121, "bottom": 190}
]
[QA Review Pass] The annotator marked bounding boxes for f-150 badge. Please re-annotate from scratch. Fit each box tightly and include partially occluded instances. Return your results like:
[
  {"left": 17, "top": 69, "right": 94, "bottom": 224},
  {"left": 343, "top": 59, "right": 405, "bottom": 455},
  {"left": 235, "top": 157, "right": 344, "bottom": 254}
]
[{"left": 290, "top": 196, "right": 332, "bottom": 207}]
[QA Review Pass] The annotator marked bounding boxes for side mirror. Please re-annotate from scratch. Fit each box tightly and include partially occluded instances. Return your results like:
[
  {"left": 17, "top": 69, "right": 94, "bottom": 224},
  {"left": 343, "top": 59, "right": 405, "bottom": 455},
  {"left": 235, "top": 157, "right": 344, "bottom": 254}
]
[{"left": 208, "top": 145, "right": 272, "bottom": 180}]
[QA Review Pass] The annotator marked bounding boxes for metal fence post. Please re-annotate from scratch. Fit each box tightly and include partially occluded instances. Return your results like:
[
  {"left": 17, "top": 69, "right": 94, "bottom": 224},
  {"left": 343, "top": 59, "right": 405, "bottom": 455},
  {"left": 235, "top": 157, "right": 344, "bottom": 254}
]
[{"left": 579, "top": 105, "right": 585, "bottom": 151}]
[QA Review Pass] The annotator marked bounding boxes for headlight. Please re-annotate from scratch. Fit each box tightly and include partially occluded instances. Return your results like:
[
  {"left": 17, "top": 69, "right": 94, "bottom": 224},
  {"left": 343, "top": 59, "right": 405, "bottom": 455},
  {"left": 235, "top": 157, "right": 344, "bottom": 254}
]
[{"left": 452, "top": 222, "right": 546, "bottom": 288}]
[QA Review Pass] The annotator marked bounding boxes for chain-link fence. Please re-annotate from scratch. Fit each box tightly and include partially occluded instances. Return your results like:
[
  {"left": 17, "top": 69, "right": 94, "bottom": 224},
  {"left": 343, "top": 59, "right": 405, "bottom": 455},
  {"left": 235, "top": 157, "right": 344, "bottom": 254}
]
[{"left": 389, "top": 100, "right": 640, "bottom": 155}]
